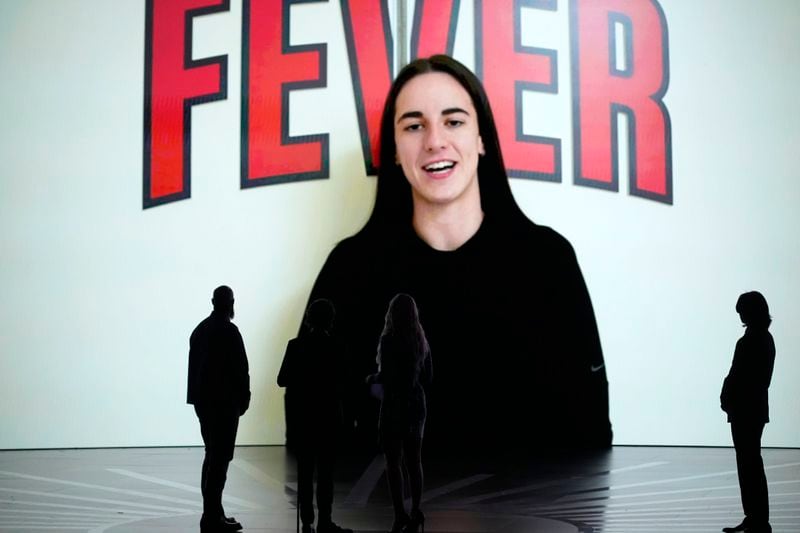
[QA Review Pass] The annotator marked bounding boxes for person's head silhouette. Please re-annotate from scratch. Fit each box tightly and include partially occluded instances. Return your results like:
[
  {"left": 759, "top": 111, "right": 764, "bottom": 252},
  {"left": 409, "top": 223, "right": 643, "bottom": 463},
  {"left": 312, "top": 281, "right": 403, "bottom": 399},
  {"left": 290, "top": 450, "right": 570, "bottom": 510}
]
[
  {"left": 380, "top": 293, "right": 429, "bottom": 378},
  {"left": 212, "top": 285, "right": 234, "bottom": 319},
  {"left": 735, "top": 291, "right": 771, "bottom": 329},
  {"left": 384, "top": 293, "right": 421, "bottom": 333},
  {"left": 305, "top": 298, "right": 335, "bottom": 335}
]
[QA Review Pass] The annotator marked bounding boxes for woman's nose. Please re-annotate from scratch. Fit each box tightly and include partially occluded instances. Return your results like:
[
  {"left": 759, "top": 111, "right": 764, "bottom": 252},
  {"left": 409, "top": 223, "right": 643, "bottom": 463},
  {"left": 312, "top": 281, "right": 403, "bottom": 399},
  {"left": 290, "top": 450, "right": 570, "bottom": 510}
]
[{"left": 424, "top": 123, "right": 446, "bottom": 151}]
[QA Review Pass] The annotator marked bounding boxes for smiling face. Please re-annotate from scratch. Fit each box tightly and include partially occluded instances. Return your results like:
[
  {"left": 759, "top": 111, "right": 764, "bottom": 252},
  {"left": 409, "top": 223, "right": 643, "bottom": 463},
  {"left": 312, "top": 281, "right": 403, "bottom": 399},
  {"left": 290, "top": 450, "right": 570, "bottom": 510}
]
[{"left": 394, "top": 72, "right": 485, "bottom": 215}]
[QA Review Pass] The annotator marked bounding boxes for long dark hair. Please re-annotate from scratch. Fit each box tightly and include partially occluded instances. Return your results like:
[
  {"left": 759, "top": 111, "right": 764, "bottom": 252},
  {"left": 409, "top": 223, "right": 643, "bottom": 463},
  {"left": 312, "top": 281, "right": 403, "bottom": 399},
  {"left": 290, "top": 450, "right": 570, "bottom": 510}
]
[
  {"left": 303, "top": 298, "right": 335, "bottom": 335},
  {"left": 736, "top": 291, "right": 772, "bottom": 329},
  {"left": 362, "top": 55, "right": 526, "bottom": 234},
  {"left": 378, "top": 293, "right": 429, "bottom": 388}
]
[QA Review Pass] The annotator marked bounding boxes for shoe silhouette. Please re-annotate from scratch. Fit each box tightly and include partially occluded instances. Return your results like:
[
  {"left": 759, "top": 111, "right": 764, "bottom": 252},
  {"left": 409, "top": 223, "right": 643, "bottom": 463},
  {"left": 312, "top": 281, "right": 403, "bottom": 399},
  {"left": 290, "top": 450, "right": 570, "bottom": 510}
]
[
  {"left": 317, "top": 520, "right": 353, "bottom": 533},
  {"left": 404, "top": 509, "right": 425, "bottom": 533},
  {"left": 388, "top": 513, "right": 409, "bottom": 533},
  {"left": 723, "top": 520, "right": 748, "bottom": 533}
]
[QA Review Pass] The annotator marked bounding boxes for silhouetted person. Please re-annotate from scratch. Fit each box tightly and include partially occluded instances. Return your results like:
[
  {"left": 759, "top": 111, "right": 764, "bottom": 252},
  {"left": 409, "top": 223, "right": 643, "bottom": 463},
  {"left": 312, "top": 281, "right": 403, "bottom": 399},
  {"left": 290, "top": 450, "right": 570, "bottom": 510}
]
[
  {"left": 187, "top": 285, "right": 250, "bottom": 533},
  {"left": 278, "top": 299, "right": 352, "bottom": 533},
  {"left": 304, "top": 55, "right": 611, "bottom": 456},
  {"left": 367, "top": 294, "right": 432, "bottom": 533},
  {"left": 721, "top": 291, "right": 775, "bottom": 533}
]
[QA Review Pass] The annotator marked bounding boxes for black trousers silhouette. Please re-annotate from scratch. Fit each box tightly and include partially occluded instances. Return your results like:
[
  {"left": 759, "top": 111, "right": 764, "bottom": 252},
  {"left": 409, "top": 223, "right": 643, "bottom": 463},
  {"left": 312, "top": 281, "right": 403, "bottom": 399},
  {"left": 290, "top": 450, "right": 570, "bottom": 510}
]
[
  {"left": 297, "top": 440, "right": 335, "bottom": 526},
  {"left": 195, "top": 404, "right": 240, "bottom": 520},
  {"left": 731, "top": 420, "right": 769, "bottom": 525}
]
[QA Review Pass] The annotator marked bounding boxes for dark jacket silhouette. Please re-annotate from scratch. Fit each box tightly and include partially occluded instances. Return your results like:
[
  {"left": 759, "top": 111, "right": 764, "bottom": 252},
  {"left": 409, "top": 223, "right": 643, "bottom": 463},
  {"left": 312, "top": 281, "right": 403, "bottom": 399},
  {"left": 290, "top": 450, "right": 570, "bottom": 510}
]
[
  {"left": 721, "top": 327, "right": 775, "bottom": 423},
  {"left": 278, "top": 330, "right": 345, "bottom": 438},
  {"left": 188, "top": 311, "right": 250, "bottom": 410},
  {"left": 277, "top": 299, "right": 351, "bottom": 533}
]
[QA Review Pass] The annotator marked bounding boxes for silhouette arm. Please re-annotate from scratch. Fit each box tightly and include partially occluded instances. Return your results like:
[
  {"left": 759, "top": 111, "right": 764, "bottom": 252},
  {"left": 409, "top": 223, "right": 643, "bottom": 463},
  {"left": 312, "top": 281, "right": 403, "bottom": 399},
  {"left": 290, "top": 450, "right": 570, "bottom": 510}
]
[
  {"left": 758, "top": 335, "right": 776, "bottom": 390},
  {"left": 366, "top": 368, "right": 384, "bottom": 400},
  {"left": 720, "top": 376, "right": 732, "bottom": 413},
  {"left": 745, "top": 333, "right": 776, "bottom": 393},
  {"left": 420, "top": 348, "right": 433, "bottom": 388},
  {"left": 277, "top": 340, "right": 297, "bottom": 388},
  {"left": 187, "top": 332, "right": 197, "bottom": 404},
  {"left": 548, "top": 230, "right": 611, "bottom": 444},
  {"left": 234, "top": 327, "right": 251, "bottom": 414},
  {"left": 187, "top": 326, "right": 208, "bottom": 405},
  {"left": 721, "top": 338, "right": 745, "bottom": 412}
]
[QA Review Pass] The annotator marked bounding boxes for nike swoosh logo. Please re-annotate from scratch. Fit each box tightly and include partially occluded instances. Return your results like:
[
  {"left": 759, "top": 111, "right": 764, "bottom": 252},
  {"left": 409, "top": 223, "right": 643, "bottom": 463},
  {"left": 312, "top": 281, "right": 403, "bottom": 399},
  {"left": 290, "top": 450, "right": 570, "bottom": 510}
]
[{"left": 591, "top": 363, "right": 605, "bottom": 372}]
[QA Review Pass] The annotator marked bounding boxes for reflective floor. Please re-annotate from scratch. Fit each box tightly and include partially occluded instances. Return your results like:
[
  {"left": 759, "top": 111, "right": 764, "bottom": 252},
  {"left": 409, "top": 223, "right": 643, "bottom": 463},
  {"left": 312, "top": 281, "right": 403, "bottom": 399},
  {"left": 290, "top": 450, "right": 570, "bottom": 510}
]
[{"left": 0, "top": 445, "right": 798, "bottom": 532}]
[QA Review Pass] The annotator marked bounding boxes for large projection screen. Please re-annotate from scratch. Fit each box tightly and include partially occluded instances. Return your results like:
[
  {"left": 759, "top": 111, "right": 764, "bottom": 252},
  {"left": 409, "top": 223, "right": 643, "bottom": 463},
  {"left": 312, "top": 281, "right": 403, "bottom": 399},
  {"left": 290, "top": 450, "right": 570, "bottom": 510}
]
[{"left": 1, "top": 0, "right": 798, "bottom": 449}]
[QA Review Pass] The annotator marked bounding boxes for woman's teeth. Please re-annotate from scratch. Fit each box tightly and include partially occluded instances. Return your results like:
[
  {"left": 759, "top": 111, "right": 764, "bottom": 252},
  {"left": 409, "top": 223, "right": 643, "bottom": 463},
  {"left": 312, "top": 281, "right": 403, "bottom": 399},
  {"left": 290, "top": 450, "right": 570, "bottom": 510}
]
[{"left": 424, "top": 161, "right": 455, "bottom": 173}]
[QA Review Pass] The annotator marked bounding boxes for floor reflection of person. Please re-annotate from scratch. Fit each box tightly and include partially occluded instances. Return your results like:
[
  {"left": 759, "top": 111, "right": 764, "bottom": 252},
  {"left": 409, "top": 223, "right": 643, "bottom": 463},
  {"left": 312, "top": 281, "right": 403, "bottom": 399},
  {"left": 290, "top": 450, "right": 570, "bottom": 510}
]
[
  {"left": 278, "top": 299, "right": 352, "bottom": 533},
  {"left": 367, "top": 294, "right": 432, "bottom": 533},
  {"left": 304, "top": 55, "right": 612, "bottom": 455},
  {"left": 721, "top": 291, "right": 776, "bottom": 533},
  {"left": 187, "top": 286, "right": 250, "bottom": 533}
]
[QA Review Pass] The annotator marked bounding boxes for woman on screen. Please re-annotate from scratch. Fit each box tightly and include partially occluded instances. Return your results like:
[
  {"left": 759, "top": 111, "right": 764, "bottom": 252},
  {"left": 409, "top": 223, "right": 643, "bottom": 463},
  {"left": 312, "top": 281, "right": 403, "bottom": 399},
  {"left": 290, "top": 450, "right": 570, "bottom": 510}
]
[{"left": 305, "top": 55, "right": 611, "bottom": 454}]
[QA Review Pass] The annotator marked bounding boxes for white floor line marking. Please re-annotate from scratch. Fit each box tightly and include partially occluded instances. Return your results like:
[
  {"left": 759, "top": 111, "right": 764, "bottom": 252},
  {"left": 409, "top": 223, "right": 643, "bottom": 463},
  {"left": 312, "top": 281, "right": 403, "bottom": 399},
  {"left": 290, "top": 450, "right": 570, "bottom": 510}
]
[
  {"left": 555, "top": 461, "right": 800, "bottom": 499},
  {"left": 547, "top": 508, "right": 800, "bottom": 518},
  {"left": 231, "top": 458, "right": 286, "bottom": 493},
  {"left": 532, "top": 491, "right": 800, "bottom": 511},
  {"left": 0, "top": 509, "right": 123, "bottom": 519},
  {"left": 607, "top": 461, "right": 670, "bottom": 474},
  {"left": 451, "top": 478, "right": 564, "bottom": 506},
  {"left": 0, "top": 497, "right": 161, "bottom": 516},
  {"left": 0, "top": 514, "right": 111, "bottom": 523},
  {"left": 0, "top": 525, "right": 86, "bottom": 530},
  {"left": 482, "top": 462, "right": 671, "bottom": 507},
  {"left": 343, "top": 455, "right": 385, "bottom": 507},
  {"left": 0, "top": 468, "right": 202, "bottom": 508},
  {"left": 87, "top": 511, "right": 197, "bottom": 533},
  {"left": 583, "top": 515, "right": 787, "bottom": 523},
  {"left": 0, "top": 517, "right": 110, "bottom": 526},
  {"left": 625, "top": 478, "right": 800, "bottom": 500},
  {"left": 108, "top": 467, "right": 260, "bottom": 510},
  {"left": 597, "top": 524, "right": 720, "bottom": 533},
  {"left": 453, "top": 461, "right": 669, "bottom": 505},
  {"left": 542, "top": 503, "right": 744, "bottom": 514},
  {"left": 0, "top": 487, "right": 193, "bottom": 513},
  {"left": 596, "top": 529, "right": 721, "bottom": 532},
  {"left": 421, "top": 474, "right": 494, "bottom": 503},
  {"left": 556, "top": 478, "right": 800, "bottom": 505},
  {"left": 537, "top": 496, "right": 800, "bottom": 515}
]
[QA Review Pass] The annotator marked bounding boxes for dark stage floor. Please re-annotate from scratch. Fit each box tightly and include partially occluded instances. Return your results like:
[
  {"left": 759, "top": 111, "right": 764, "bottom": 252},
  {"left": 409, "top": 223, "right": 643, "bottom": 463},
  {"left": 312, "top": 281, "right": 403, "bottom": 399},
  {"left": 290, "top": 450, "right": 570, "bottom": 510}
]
[{"left": 0, "top": 445, "right": 798, "bottom": 532}]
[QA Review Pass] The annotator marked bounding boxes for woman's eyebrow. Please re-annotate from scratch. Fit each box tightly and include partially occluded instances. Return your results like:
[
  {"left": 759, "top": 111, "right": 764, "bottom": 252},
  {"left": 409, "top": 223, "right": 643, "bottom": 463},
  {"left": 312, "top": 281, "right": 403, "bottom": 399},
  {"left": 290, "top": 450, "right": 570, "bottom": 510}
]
[
  {"left": 442, "top": 107, "right": 469, "bottom": 116},
  {"left": 397, "top": 107, "right": 470, "bottom": 123},
  {"left": 397, "top": 110, "right": 423, "bottom": 123}
]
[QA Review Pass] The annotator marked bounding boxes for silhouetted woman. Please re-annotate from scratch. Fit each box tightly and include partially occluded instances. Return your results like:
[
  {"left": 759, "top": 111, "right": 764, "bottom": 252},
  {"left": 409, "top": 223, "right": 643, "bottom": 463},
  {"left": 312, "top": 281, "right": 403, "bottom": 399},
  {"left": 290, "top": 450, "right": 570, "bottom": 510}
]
[
  {"left": 278, "top": 299, "right": 353, "bottom": 533},
  {"left": 721, "top": 291, "right": 775, "bottom": 533},
  {"left": 369, "top": 294, "right": 432, "bottom": 533}
]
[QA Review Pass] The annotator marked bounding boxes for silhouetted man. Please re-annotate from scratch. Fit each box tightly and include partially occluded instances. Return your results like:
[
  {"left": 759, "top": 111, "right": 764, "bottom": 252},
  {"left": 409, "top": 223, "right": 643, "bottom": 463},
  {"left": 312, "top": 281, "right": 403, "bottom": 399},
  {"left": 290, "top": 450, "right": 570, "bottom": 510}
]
[
  {"left": 721, "top": 291, "right": 775, "bottom": 533},
  {"left": 188, "top": 285, "right": 251, "bottom": 533}
]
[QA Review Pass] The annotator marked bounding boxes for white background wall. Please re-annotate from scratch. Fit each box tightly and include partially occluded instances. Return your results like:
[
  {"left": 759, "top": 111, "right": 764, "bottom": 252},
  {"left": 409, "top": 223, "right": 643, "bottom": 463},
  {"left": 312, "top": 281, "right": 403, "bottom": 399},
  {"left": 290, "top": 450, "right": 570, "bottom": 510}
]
[{"left": 1, "top": 0, "right": 798, "bottom": 449}]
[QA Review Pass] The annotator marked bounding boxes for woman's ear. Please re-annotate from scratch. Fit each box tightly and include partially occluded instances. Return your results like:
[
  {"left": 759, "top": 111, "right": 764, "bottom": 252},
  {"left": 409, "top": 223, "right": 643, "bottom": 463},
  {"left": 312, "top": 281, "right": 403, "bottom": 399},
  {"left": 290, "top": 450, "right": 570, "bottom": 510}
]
[{"left": 478, "top": 135, "right": 485, "bottom": 156}]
